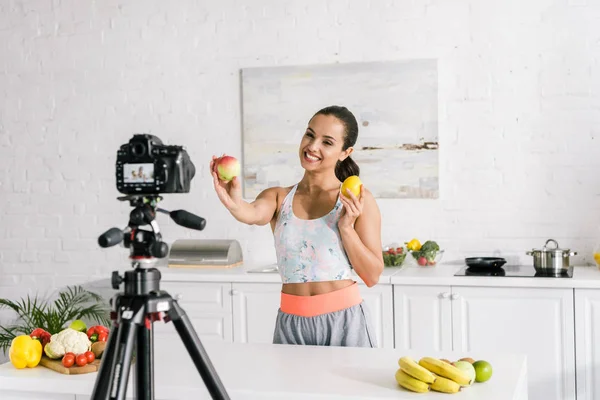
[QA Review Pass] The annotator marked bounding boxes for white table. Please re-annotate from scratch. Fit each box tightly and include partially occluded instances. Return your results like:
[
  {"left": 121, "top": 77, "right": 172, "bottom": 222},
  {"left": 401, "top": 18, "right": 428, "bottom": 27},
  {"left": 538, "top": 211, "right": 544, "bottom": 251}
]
[{"left": 0, "top": 340, "right": 527, "bottom": 399}]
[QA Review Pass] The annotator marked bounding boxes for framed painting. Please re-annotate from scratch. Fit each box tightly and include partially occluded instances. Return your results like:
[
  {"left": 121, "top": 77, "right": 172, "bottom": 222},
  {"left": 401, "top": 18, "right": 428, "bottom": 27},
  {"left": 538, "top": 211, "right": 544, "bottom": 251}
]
[{"left": 240, "top": 59, "right": 439, "bottom": 199}]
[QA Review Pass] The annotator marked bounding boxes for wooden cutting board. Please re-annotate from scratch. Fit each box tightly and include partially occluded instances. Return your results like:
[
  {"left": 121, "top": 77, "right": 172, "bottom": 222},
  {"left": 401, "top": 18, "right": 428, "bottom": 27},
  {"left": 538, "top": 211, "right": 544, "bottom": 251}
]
[{"left": 39, "top": 356, "right": 100, "bottom": 375}]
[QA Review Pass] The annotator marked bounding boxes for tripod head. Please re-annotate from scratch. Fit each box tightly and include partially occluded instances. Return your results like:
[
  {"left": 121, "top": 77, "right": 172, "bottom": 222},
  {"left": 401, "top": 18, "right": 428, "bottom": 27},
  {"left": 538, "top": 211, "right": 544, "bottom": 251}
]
[{"left": 97, "top": 194, "right": 206, "bottom": 289}]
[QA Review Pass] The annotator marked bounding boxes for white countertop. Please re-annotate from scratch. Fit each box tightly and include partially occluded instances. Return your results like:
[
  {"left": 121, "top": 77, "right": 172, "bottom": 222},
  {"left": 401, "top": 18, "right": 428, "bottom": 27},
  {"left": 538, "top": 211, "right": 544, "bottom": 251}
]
[
  {"left": 156, "top": 261, "right": 600, "bottom": 290},
  {"left": 390, "top": 264, "right": 600, "bottom": 289},
  {"left": 0, "top": 340, "right": 527, "bottom": 399}
]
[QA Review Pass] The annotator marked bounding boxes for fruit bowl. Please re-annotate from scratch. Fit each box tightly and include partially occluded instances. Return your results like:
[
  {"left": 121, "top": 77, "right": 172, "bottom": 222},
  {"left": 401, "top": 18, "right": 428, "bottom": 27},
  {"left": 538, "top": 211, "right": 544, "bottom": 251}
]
[{"left": 410, "top": 249, "right": 445, "bottom": 267}]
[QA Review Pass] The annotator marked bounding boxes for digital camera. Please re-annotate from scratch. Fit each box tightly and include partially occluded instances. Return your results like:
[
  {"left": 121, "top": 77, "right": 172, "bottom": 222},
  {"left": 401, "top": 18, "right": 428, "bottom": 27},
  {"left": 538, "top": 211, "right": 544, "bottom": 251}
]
[{"left": 116, "top": 134, "right": 196, "bottom": 195}]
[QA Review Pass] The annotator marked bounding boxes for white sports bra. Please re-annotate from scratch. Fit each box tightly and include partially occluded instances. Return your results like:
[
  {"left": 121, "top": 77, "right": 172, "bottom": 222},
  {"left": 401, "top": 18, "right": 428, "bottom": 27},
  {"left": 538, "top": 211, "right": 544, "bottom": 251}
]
[{"left": 273, "top": 184, "right": 353, "bottom": 283}]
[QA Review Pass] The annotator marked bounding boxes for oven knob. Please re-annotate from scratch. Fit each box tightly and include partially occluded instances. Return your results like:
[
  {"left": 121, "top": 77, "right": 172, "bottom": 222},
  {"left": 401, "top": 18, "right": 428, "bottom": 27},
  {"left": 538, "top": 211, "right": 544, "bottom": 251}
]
[
  {"left": 440, "top": 292, "right": 450, "bottom": 299},
  {"left": 451, "top": 293, "right": 460, "bottom": 300}
]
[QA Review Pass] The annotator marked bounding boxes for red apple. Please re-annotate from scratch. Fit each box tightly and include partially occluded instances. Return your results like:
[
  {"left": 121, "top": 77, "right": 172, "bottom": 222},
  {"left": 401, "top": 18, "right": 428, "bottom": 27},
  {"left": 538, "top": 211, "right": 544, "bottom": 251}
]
[
  {"left": 418, "top": 256, "right": 428, "bottom": 266},
  {"left": 215, "top": 155, "right": 240, "bottom": 182}
]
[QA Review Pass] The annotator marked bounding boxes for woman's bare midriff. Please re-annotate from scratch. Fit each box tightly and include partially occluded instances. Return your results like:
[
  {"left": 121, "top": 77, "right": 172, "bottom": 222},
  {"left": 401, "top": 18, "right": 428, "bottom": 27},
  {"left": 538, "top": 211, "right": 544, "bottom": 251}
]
[{"left": 281, "top": 279, "right": 355, "bottom": 296}]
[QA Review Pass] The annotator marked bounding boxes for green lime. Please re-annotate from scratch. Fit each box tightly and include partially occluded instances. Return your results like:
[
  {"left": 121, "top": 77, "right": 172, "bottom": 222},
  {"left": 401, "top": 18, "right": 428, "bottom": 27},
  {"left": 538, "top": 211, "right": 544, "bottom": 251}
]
[
  {"left": 69, "top": 319, "right": 87, "bottom": 333},
  {"left": 473, "top": 360, "right": 493, "bottom": 383}
]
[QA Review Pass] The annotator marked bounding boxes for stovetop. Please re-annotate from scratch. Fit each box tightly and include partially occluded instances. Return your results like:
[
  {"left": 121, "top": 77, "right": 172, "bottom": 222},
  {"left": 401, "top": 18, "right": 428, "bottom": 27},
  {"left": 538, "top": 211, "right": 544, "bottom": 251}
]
[{"left": 454, "top": 265, "right": 574, "bottom": 278}]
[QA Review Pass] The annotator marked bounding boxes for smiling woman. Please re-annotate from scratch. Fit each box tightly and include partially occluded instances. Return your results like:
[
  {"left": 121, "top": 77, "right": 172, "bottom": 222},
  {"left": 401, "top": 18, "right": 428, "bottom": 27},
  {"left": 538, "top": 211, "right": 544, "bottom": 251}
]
[{"left": 209, "top": 105, "right": 384, "bottom": 348}]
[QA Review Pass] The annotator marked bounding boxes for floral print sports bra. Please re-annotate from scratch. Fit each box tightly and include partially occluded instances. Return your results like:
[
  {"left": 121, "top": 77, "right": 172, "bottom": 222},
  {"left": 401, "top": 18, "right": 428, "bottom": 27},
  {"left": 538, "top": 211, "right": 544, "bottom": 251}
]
[{"left": 273, "top": 184, "right": 353, "bottom": 283}]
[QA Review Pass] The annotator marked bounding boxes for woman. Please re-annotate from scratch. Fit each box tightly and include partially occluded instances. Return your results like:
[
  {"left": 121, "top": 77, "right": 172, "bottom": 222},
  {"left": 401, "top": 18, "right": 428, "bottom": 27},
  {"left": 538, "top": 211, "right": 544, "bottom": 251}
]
[{"left": 210, "top": 105, "right": 384, "bottom": 347}]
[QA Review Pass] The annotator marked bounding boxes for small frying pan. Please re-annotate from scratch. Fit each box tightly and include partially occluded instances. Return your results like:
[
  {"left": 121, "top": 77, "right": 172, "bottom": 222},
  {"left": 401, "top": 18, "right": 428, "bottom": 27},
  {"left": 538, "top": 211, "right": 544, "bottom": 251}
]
[{"left": 465, "top": 257, "right": 507, "bottom": 269}]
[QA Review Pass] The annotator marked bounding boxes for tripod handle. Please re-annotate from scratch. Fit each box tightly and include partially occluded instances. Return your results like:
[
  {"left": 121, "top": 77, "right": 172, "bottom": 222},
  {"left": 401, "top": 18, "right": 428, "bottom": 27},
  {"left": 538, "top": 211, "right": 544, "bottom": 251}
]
[{"left": 98, "top": 227, "right": 124, "bottom": 248}]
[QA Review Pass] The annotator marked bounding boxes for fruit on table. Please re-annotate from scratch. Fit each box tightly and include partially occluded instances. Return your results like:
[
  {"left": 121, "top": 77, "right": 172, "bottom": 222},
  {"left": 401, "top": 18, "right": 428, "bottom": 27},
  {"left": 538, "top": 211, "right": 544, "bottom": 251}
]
[
  {"left": 30, "top": 328, "right": 51, "bottom": 352},
  {"left": 395, "top": 369, "right": 430, "bottom": 393},
  {"left": 9, "top": 335, "right": 43, "bottom": 369},
  {"left": 398, "top": 356, "right": 435, "bottom": 384},
  {"left": 215, "top": 155, "right": 240, "bottom": 182},
  {"left": 418, "top": 357, "right": 472, "bottom": 386},
  {"left": 62, "top": 352, "right": 75, "bottom": 368},
  {"left": 452, "top": 361, "right": 476, "bottom": 386},
  {"left": 69, "top": 319, "right": 87, "bottom": 333},
  {"left": 430, "top": 374, "right": 461, "bottom": 394},
  {"left": 44, "top": 328, "right": 92, "bottom": 359},
  {"left": 473, "top": 360, "right": 493, "bottom": 382},
  {"left": 406, "top": 238, "right": 422, "bottom": 251},
  {"left": 594, "top": 253, "right": 600, "bottom": 266},
  {"left": 87, "top": 325, "right": 109, "bottom": 342},
  {"left": 340, "top": 175, "right": 362, "bottom": 198}
]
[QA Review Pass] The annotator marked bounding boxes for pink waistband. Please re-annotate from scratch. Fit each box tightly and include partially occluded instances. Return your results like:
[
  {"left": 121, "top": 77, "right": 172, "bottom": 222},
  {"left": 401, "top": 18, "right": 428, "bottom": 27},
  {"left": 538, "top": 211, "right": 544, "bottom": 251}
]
[{"left": 280, "top": 282, "right": 362, "bottom": 317}]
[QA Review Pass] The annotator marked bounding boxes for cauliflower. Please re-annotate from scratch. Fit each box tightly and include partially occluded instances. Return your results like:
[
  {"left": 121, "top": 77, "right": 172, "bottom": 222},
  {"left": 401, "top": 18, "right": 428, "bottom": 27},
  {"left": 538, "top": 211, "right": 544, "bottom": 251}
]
[{"left": 44, "top": 328, "right": 91, "bottom": 359}]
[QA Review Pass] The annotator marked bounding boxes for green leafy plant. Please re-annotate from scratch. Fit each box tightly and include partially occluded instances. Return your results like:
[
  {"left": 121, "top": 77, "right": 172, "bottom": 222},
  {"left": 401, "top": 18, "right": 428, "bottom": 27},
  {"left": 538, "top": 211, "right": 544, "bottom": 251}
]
[{"left": 0, "top": 285, "right": 110, "bottom": 354}]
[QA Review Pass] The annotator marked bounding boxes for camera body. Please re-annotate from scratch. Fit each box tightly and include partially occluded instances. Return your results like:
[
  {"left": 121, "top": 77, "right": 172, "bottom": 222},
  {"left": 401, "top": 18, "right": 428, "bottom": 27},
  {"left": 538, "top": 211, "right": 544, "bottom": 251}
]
[{"left": 116, "top": 134, "right": 196, "bottom": 195}]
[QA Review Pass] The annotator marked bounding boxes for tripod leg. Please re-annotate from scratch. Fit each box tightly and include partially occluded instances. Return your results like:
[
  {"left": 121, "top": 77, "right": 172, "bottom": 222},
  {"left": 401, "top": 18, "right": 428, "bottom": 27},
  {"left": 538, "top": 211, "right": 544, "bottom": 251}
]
[
  {"left": 168, "top": 300, "right": 230, "bottom": 400},
  {"left": 134, "top": 317, "right": 154, "bottom": 400},
  {"left": 91, "top": 322, "right": 120, "bottom": 400},
  {"left": 109, "top": 311, "right": 142, "bottom": 400}
]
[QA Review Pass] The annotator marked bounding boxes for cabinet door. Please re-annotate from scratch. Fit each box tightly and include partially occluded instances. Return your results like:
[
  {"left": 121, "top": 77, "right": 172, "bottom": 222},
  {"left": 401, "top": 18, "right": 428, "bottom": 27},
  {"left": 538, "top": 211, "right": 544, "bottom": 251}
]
[
  {"left": 358, "top": 284, "right": 394, "bottom": 348},
  {"left": 154, "top": 282, "right": 233, "bottom": 343},
  {"left": 393, "top": 285, "right": 453, "bottom": 352},
  {"left": 452, "top": 286, "right": 576, "bottom": 400},
  {"left": 575, "top": 288, "right": 600, "bottom": 400},
  {"left": 231, "top": 283, "right": 281, "bottom": 344}
]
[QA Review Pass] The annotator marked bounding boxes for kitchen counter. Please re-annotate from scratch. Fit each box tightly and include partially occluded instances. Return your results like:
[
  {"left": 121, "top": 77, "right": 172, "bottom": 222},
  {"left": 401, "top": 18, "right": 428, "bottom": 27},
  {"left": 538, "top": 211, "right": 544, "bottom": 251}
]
[
  {"left": 157, "top": 263, "right": 404, "bottom": 284},
  {"left": 155, "top": 261, "right": 600, "bottom": 289},
  {"left": 390, "top": 264, "right": 600, "bottom": 289},
  {"left": 0, "top": 341, "right": 527, "bottom": 400}
]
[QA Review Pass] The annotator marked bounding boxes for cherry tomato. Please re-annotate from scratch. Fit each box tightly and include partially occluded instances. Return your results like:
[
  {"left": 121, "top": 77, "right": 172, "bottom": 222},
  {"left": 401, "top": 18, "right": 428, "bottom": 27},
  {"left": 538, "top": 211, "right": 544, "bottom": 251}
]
[
  {"left": 84, "top": 351, "right": 95, "bottom": 363},
  {"left": 62, "top": 354, "right": 75, "bottom": 368},
  {"left": 64, "top": 352, "right": 76, "bottom": 359},
  {"left": 76, "top": 353, "right": 88, "bottom": 367}
]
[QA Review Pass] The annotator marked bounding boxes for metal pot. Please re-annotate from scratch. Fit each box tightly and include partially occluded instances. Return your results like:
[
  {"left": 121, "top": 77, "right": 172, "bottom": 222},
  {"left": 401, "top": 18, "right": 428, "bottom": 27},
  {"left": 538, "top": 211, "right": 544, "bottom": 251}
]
[{"left": 526, "top": 239, "right": 577, "bottom": 275}]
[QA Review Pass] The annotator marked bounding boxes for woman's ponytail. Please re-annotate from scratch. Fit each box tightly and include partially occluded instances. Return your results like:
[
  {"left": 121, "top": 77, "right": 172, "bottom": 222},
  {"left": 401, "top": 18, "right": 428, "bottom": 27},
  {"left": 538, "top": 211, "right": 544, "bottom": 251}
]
[{"left": 335, "top": 157, "right": 360, "bottom": 182}]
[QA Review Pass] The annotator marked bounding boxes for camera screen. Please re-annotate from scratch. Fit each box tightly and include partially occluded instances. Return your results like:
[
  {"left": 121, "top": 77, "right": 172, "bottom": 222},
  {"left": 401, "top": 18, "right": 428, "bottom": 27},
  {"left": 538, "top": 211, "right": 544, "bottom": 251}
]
[{"left": 123, "top": 163, "right": 154, "bottom": 183}]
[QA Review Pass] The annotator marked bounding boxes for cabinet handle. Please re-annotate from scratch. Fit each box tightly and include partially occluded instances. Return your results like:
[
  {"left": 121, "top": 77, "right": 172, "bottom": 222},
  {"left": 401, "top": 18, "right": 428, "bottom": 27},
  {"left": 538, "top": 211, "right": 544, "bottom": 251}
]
[
  {"left": 230, "top": 290, "right": 239, "bottom": 296},
  {"left": 450, "top": 293, "right": 460, "bottom": 300},
  {"left": 440, "top": 292, "right": 450, "bottom": 299}
]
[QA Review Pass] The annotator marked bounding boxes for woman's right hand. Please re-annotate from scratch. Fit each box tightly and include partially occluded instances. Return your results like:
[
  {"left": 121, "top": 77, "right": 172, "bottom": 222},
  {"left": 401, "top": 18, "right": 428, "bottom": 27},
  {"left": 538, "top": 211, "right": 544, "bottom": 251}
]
[{"left": 210, "top": 155, "right": 242, "bottom": 211}]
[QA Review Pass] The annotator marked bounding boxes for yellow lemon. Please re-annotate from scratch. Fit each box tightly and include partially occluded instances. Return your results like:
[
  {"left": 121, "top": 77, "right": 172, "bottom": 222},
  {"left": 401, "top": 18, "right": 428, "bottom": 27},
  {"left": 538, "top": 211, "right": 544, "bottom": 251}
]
[
  {"left": 594, "top": 253, "right": 600, "bottom": 266},
  {"left": 341, "top": 175, "right": 362, "bottom": 198}
]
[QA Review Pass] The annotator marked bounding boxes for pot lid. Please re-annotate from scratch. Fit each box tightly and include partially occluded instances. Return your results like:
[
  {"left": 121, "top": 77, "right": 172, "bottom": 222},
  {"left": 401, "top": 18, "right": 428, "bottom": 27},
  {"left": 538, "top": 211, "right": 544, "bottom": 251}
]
[{"left": 531, "top": 238, "right": 571, "bottom": 253}]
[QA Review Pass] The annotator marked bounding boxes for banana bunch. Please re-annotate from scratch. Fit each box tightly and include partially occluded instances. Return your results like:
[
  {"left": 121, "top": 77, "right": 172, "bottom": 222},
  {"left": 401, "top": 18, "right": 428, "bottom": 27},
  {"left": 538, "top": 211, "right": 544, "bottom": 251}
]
[{"left": 395, "top": 356, "right": 471, "bottom": 394}]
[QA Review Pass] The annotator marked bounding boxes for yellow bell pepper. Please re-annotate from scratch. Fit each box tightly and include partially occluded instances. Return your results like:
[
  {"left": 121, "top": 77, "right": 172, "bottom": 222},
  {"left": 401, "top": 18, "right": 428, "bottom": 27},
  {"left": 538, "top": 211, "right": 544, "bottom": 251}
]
[
  {"left": 406, "top": 238, "right": 422, "bottom": 251},
  {"left": 9, "top": 335, "right": 43, "bottom": 369}
]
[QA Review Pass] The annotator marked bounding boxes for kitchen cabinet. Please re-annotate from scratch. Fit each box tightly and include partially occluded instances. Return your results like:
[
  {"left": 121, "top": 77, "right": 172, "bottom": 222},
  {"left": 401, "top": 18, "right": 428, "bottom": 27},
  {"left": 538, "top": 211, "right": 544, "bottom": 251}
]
[
  {"left": 155, "top": 282, "right": 234, "bottom": 343},
  {"left": 393, "top": 284, "right": 576, "bottom": 400},
  {"left": 393, "top": 285, "right": 452, "bottom": 352},
  {"left": 452, "top": 286, "right": 575, "bottom": 400},
  {"left": 575, "top": 288, "right": 600, "bottom": 400},
  {"left": 230, "top": 282, "right": 394, "bottom": 348}
]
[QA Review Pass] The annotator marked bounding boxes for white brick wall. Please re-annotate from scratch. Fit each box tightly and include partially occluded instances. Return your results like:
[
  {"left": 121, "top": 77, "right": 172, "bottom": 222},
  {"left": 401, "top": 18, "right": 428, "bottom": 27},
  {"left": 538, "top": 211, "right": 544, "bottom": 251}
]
[{"left": 1, "top": 0, "right": 599, "bottom": 300}]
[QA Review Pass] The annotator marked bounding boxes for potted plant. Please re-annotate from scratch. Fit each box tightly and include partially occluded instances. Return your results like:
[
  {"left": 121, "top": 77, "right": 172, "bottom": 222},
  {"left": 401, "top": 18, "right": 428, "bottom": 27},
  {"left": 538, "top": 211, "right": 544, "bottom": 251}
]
[{"left": 0, "top": 285, "right": 110, "bottom": 354}]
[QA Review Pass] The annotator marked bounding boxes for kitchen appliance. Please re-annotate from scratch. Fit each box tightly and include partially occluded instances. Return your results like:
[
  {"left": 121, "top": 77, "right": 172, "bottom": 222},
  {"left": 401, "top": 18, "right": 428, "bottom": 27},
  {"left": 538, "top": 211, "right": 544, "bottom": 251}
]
[
  {"left": 168, "top": 239, "right": 243, "bottom": 269},
  {"left": 526, "top": 238, "right": 577, "bottom": 276},
  {"left": 454, "top": 264, "right": 574, "bottom": 278},
  {"left": 465, "top": 257, "right": 507, "bottom": 269}
]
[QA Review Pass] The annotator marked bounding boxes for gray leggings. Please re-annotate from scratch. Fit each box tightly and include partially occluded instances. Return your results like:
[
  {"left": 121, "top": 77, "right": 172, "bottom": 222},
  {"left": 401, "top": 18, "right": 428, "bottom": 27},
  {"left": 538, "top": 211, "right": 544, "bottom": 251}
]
[{"left": 272, "top": 301, "right": 377, "bottom": 348}]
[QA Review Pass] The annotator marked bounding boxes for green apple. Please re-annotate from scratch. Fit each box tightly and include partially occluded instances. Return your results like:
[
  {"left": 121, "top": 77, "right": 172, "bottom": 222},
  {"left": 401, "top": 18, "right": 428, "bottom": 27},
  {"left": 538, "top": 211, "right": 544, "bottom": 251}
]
[{"left": 452, "top": 361, "right": 476, "bottom": 386}]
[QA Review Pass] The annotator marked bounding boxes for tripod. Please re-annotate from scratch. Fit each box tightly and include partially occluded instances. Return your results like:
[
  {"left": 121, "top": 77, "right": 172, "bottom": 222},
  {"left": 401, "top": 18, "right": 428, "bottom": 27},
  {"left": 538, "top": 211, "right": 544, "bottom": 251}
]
[{"left": 91, "top": 195, "right": 230, "bottom": 400}]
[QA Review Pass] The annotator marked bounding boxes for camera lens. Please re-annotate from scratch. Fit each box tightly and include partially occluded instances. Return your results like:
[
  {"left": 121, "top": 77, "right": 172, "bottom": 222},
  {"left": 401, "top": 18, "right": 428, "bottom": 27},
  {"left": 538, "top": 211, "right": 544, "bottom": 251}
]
[{"left": 131, "top": 142, "right": 146, "bottom": 158}]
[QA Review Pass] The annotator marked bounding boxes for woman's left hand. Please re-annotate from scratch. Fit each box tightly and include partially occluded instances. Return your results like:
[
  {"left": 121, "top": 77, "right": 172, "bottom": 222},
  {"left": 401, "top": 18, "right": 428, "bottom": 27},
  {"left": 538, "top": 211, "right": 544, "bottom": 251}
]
[{"left": 338, "top": 185, "right": 365, "bottom": 230}]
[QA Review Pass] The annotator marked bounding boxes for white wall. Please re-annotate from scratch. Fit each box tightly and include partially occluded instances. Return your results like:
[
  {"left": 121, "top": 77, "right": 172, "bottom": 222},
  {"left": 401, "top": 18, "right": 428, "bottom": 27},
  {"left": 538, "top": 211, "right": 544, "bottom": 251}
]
[{"left": 1, "top": 0, "right": 599, "bottom": 299}]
